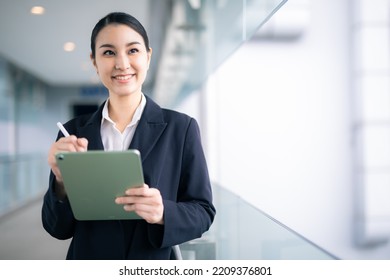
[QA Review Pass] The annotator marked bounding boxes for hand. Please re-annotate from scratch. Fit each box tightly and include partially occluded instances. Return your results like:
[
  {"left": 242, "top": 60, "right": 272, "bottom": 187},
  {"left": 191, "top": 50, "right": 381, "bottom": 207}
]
[
  {"left": 115, "top": 184, "right": 164, "bottom": 225},
  {"left": 47, "top": 135, "right": 88, "bottom": 183}
]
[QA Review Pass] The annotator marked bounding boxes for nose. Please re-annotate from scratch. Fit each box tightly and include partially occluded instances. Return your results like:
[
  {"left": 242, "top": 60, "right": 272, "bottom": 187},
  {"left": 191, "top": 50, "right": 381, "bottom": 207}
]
[{"left": 115, "top": 53, "right": 130, "bottom": 70}]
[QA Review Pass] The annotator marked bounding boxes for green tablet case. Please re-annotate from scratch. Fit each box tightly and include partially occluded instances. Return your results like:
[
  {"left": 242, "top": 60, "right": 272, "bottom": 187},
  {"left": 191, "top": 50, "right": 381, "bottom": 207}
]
[{"left": 55, "top": 150, "right": 144, "bottom": 220}]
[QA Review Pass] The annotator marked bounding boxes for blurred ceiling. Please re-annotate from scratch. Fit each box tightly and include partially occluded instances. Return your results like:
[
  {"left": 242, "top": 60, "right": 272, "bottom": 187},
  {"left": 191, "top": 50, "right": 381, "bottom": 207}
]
[
  {"left": 0, "top": 0, "right": 289, "bottom": 104},
  {"left": 0, "top": 0, "right": 171, "bottom": 88}
]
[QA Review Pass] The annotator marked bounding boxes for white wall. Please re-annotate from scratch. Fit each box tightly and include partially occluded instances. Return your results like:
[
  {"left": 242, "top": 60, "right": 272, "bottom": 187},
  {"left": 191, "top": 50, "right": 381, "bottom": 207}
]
[{"left": 177, "top": 0, "right": 390, "bottom": 259}]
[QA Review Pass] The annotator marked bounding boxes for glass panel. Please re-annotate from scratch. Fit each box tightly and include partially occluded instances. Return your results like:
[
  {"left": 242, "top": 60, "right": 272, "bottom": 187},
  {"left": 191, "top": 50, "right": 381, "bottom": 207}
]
[
  {"left": 0, "top": 155, "right": 48, "bottom": 217},
  {"left": 153, "top": 0, "right": 287, "bottom": 107},
  {"left": 0, "top": 57, "right": 14, "bottom": 156},
  {"left": 360, "top": 76, "right": 390, "bottom": 122},
  {"left": 362, "top": 126, "right": 390, "bottom": 168},
  {"left": 180, "top": 184, "right": 337, "bottom": 260}
]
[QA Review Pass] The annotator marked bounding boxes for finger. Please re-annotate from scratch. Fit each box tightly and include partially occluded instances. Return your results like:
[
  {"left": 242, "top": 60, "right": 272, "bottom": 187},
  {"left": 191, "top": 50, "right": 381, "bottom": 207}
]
[
  {"left": 125, "top": 184, "right": 150, "bottom": 196},
  {"left": 52, "top": 166, "right": 63, "bottom": 182},
  {"left": 115, "top": 196, "right": 131, "bottom": 205},
  {"left": 76, "top": 138, "right": 88, "bottom": 152},
  {"left": 115, "top": 190, "right": 161, "bottom": 205},
  {"left": 61, "top": 135, "right": 77, "bottom": 142},
  {"left": 58, "top": 136, "right": 89, "bottom": 153},
  {"left": 48, "top": 136, "right": 80, "bottom": 176},
  {"left": 56, "top": 137, "right": 79, "bottom": 152},
  {"left": 47, "top": 151, "right": 63, "bottom": 181},
  {"left": 115, "top": 193, "right": 164, "bottom": 224},
  {"left": 115, "top": 195, "right": 148, "bottom": 205},
  {"left": 126, "top": 204, "right": 164, "bottom": 224},
  {"left": 123, "top": 203, "right": 159, "bottom": 212}
]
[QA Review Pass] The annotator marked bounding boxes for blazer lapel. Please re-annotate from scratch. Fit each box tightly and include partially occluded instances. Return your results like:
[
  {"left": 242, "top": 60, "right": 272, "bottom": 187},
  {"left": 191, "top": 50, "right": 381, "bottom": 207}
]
[
  {"left": 129, "top": 95, "right": 167, "bottom": 162},
  {"left": 76, "top": 96, "right": 167, "bottom": 157},
  {"left": 78, "top": 103, "right": 105, "bottom": 150}
]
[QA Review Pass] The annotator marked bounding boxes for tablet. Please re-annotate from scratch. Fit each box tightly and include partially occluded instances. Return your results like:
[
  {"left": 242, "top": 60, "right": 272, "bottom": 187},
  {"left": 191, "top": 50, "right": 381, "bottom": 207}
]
[{"left": 55, "top": 150, "right": 144, "bottom": 221}]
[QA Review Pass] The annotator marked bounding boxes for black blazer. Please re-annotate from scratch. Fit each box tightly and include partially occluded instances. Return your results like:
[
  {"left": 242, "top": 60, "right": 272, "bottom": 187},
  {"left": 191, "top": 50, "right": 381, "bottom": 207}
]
[{"left": 41, "top": 95, "right": 216, "bottom": 259}]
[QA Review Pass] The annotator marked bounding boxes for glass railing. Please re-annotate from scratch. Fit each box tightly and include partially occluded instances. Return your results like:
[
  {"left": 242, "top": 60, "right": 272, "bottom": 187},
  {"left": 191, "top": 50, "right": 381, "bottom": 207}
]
[
  {"left": 180, "top": 184, "right": 338, "bottom": 260},
  {"left": 0, "top": 154, "right": 48, "bottom": 217},
  {"left": 0, "top": 155, "right": 337, "bottom": 260}
]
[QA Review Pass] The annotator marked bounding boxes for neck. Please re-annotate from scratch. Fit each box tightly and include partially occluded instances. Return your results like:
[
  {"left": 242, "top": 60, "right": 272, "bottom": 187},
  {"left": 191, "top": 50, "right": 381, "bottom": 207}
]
[{"left": 108, "top": 93, "right": 142, "bottom": 132}]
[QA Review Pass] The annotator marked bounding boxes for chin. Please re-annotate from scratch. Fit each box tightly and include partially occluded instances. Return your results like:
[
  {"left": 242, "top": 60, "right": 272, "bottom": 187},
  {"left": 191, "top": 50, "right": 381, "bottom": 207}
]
[{"left": 113, "top": 88, "right": 141, "bottom": 97}]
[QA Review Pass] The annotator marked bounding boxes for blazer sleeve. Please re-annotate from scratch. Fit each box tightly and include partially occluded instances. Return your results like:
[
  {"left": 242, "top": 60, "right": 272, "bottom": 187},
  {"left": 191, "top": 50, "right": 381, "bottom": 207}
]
[
  {"left": 41, "top": 133, "right": 76, "bottom": 240},
  {"left": 148, "top": 118, "right": 216, "bottom": 248}
]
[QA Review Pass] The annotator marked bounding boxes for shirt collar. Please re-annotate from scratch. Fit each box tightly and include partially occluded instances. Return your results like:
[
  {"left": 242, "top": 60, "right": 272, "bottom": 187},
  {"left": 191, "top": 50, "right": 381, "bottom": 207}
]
[{"left": 101, "top": 93, "right": 147, "bottom": 127}]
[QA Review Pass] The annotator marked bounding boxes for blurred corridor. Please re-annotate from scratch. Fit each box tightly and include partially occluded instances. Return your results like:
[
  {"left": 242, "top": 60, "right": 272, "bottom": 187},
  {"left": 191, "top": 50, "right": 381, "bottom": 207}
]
[
  {"left": 0, "top": 197, "right": 70, "bottom": 259},
  {"left": 1, "top": 0, "right": 390, "bottom": 260}
]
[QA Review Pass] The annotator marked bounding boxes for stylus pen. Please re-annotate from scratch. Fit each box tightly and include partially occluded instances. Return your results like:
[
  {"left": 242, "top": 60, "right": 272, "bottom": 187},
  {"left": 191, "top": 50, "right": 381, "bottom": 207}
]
[{"left": 56, "top": 122, "right": 70, "bottom": 137}]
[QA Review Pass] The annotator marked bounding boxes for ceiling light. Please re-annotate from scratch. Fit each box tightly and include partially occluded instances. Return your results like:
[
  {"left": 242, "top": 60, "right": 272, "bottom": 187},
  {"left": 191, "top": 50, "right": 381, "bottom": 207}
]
[
  {"left": 64, "top": 42, "right": 76, "bottom": 52},
  {"left": 30, "top": 6, "right": 45, "bottom": 15},
  {"left": 188, "top": 0, "right": 201, "bottom": 9}
]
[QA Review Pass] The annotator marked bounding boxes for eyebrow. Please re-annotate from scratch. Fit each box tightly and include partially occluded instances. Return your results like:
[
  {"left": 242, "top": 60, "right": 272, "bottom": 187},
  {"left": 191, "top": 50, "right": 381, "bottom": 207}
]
[{"left": 98, "top": 42, "right": 142, "bottom": 49}]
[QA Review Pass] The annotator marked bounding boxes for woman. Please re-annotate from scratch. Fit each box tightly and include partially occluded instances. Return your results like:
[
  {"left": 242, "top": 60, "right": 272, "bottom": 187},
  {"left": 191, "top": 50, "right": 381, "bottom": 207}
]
[{"left": 42, "top": 12, "right": 215, "bottom": 260}]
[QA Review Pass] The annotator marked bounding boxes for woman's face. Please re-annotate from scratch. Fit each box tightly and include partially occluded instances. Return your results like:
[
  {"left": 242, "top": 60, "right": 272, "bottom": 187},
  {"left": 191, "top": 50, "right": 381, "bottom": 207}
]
[{"left": 91, "top": 24, "right": 152, "bottom": 98}]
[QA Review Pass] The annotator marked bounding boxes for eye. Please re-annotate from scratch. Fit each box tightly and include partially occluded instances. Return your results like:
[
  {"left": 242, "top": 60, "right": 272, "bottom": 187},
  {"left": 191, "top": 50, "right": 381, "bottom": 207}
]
[
  {"left": 129, "top": 48, "right": 139, "bottom": 54},
  {"left": 103, "top": 50, "right": 115, "bottom": 56}
]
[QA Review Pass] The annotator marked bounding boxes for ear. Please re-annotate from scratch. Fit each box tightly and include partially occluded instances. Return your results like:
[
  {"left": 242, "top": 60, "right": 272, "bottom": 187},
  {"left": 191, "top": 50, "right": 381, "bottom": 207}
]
[
  {"left": 147, "top": 48, "right": 153, "bottom": 69},
  {"left": 90, "top": 53, "right": 98, "bottom": 71}
]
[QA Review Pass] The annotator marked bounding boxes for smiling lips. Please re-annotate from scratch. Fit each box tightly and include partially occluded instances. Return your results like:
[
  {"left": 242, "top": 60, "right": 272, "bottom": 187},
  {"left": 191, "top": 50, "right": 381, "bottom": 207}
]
[{"left": 113, "top": 74, "right": 134, "bottom": 81}]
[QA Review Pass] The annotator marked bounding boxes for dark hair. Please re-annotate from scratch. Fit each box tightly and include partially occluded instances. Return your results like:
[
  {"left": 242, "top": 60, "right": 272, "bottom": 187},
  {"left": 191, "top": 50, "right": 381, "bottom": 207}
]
[{"left": 90, "top": 12, "right": 150, "bottom": 58}]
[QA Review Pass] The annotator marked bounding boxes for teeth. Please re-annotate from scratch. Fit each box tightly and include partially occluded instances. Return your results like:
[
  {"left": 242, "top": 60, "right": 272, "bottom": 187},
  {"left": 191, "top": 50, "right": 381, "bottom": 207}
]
[{"left": 115, "top": 75, "right": 131, "bottom": 80}]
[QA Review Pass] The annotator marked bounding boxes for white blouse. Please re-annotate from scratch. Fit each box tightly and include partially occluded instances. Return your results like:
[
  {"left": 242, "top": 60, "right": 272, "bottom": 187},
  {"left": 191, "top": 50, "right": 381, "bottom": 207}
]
[{"left": 100, "top": 94, "right": 146, "bottom": 151}]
